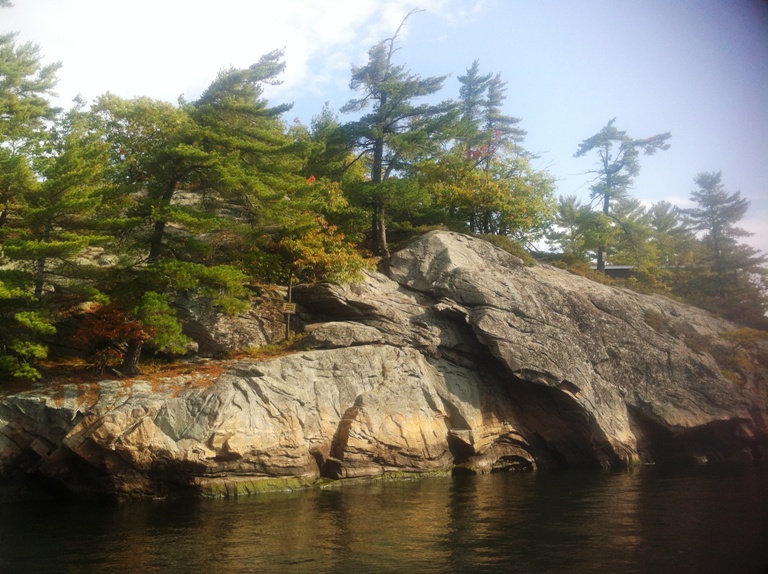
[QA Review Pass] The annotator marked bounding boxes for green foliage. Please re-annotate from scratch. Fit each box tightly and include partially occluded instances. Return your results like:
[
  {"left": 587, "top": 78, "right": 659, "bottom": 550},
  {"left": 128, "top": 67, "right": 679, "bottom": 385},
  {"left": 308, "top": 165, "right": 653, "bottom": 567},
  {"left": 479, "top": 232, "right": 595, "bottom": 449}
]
[
  {"left": 546, "top": 195, "right": 590, "bottom": 260},
  {"left": 97, "top": 259, "right": 250, "bottom": 363},
  {"left": 131, "top": 292, "right": 190, "bottom": 354},
  {"left": 340, "top": 12, "right": 458, "bottom": 256},
  {"left": 669, "top": 173, "right": 768, "bottom": 327},
  {"left": 0, "top": 35, "right": 64, "bottom": 379},
  {"left": 456, "top": 60, "right": 526, "bottom": 166},
  {"left": 573, "top": 118, "right": 671, "bottom": 271},
  {"left": 416, "top": 148, "right": 555, "bottom": 241},
  {"left": 678, "top": 172, "right": 766, "bottom": 296},
  {"left": 703, "top": 328, "right": 768, "bottom": 385},
  {"left": 0, "top": 279, "right": 54, "bottom": 380},
  {"left": 276, "top": 218, "right": 374, "bottom": 284},
  {"left": 722, "top": 328, "right": 768, "bottom": 348},
  {"left": 0, "top": 32, "right": 60, "bottom": 141},
  {"left": 3, "top": 105, "right": 112, "bottom": 297},
  {"left": 0, "top": 32, "right": 61, "bottom": 231},
  {"left": 234, "top": 333, "right": 307, "bottom": 360}
]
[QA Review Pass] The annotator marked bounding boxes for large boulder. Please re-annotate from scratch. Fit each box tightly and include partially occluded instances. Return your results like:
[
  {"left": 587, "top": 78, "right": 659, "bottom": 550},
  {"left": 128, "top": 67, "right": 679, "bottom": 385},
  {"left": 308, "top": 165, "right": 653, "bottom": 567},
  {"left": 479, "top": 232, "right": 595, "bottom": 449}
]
[
  {"left": 385, "top": 231, "right": 767, "bottom": 464},
  {"left": 1, "top": 231, "right": 765, "bottom": 498}
]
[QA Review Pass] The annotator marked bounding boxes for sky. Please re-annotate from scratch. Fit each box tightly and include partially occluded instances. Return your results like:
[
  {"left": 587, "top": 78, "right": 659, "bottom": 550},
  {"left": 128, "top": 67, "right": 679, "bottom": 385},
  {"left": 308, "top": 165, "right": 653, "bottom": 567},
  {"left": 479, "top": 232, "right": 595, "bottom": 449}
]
[{"left": 3, "top": 0, "right": 768, "bottom": 254}]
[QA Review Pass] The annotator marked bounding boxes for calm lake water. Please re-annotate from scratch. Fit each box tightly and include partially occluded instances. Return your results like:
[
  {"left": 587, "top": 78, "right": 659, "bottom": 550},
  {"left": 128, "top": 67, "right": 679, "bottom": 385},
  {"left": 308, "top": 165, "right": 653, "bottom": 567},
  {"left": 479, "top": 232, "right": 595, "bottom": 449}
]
[{"left": 0, "top": 465, "right": 766, "bottom": 573}]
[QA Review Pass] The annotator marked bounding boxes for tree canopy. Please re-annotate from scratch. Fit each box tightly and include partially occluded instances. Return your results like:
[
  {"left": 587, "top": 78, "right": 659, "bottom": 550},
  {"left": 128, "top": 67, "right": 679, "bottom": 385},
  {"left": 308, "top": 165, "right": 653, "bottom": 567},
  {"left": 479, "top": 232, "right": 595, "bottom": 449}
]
[
  {"left": 0, "top": 8, "right": 765, "bottom": 381},
  {"left": 574, "top": 118, "right": 671, "bottom": 271},
  {"left": 339, "top": 11, "right": 457, "bottom": 257}
]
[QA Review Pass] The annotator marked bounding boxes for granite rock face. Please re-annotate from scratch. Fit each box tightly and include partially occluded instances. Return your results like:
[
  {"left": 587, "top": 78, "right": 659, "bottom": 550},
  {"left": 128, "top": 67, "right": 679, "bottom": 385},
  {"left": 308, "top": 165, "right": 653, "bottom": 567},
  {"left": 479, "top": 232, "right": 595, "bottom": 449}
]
[{"left": 1, "top": 231, "right": 766, "bottom": 498}]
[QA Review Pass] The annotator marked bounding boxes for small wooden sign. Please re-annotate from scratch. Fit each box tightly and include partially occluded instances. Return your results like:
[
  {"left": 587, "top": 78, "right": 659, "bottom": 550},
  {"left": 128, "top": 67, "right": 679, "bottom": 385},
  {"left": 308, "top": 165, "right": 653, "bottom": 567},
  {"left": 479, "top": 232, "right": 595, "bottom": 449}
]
[{"left": 282, "top": 302, "right": 297, "bottom": 314}]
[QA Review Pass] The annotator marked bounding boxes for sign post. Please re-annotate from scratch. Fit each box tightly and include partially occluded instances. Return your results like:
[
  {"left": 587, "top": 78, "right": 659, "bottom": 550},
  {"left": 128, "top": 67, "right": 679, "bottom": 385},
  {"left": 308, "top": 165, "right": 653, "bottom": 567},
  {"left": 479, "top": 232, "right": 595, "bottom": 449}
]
[{"left": 284, "top": 270, "right": 294, "bottom": 340}]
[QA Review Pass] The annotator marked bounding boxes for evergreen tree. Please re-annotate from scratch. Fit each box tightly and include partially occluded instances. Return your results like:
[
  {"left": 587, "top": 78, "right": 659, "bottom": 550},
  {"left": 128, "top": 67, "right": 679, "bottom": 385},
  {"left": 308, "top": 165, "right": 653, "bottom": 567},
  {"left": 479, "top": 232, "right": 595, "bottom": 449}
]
[
  {"left": 574, "top": 119, "right": 671, "bottom": 271},
  {"left": 457, "top": 60, "right": 493, "bottom": 150},
  {"left": 607, "top": 197, "right": 661, "bottom": 281},
  {"left": 418, "top": 62, "right": 552, "bottom": 242},
  {"left": 547, "top": 195, "right": 592, "bottom": 261},
  {"left": 647, "top": 200, "right": 698, "bottom": 269},
  {"left": 340, "top": 11, "right": 457, "bottom": 257},
  {"left": 0, "top": 32, "right": 61, "bottom": 228},
  {"left": 189, "top": 52, "right": 305, "bottom": 238},
  {"left": 288, "top": 107, "right": 372, "bottom": 253},
  {"left": 0, "top": 30, "right": 63, "bottom": 380},
  {"left": 681, "top": 172, "right": 757, "bottom": 291},
  {"left": 89, "top": 55, "right": 301, "bottom": 373},
  {"left": 295, "top": 103, "right": 352, "bottom": 183},
  {"left": 457, "top": 61, "right": 525, "bottom": 172},
  {"left": 2, "top": 104, "right": 111, "bottom": 298},
  {"left": 88, "top": 53, "right": 370, "bottom": 373},
  {"left": 678, "top": 172, "right": 767, "bottom": 325}
]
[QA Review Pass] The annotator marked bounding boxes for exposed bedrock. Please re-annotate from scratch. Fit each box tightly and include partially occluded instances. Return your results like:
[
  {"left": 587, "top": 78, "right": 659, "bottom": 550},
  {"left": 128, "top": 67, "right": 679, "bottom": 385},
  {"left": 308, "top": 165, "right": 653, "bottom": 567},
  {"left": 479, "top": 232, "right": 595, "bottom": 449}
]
[{"left": 1, "top": 231, "right": 766, "bottom": 498}]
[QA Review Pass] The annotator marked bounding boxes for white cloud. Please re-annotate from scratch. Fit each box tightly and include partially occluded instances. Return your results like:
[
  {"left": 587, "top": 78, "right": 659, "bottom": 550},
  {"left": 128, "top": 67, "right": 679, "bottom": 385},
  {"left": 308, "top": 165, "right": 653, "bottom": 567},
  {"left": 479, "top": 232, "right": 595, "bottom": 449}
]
[{"left": 4, "top": 0, "right": 458, "bottom": 108}]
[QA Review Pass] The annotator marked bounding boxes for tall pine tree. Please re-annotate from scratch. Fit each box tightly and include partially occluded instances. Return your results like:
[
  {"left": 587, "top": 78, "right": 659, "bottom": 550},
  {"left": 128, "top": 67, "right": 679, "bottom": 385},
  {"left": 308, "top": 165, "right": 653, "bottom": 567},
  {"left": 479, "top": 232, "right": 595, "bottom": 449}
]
[
  {"left": 574, "top": 119, "right": 671, "bottom": 271},
  {"left": 679, "top": 172, "right": 767, "bottom": 325},
  {"left": 340, "top": 11, "right": 457, "bottom": 257}
]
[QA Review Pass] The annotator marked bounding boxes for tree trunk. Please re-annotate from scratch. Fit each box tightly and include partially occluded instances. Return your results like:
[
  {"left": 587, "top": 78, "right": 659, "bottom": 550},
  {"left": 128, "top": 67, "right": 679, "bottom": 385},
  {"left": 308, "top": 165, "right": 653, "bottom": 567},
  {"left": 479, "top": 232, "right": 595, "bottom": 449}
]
[
  {"left": 370, "top": 203, "right": 390, "bottom": 258},
  {"left": 34, "top": 258, "right": 46, "bottom": 299},
  {"left": 375, "top": 203, "right": 390, "bottom": 258},
  {"left": 121, "top": 339, "right": 143, "bottom": 376},
  {"left": 597, "top": 168, "right": 612, "bottom": 273},
  {"left": 368, "top": 135, "right": 390, "bottom": 259},
  {"left": 148, "top": 220, "right": 167, "bottom": 261},
  {"left": 148, "top": 177, "right": 181, "bottom": 261}
]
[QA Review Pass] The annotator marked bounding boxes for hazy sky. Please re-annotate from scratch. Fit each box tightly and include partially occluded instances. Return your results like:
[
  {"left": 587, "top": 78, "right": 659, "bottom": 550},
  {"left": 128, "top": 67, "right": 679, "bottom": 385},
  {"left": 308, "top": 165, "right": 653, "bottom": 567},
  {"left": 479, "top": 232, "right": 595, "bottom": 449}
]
[{"left": 4, "top": 0, "right": 767, "bottom": 254}]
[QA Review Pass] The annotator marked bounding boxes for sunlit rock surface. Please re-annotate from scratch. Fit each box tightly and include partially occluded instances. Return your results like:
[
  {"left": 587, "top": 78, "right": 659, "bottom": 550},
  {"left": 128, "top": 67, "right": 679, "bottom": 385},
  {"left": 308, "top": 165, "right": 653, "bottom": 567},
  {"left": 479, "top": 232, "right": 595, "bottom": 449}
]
[{"left": 1, "top": 231, "right": 766, "bottom": 498}]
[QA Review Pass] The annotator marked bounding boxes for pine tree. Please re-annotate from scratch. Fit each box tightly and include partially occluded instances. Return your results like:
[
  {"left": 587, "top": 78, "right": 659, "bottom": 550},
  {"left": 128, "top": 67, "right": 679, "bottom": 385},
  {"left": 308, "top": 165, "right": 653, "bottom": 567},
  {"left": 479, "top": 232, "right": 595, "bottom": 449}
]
[
  {"left": 340, "top": 11, "right": 457, "bottom": 257},
  {"left": 547, "top": 195, "right": 593, "bottom": 261},
  {"left": 3, "top": 105, "right": 111, "bottom": 298},
  {"left": 457, "top": 60, "right": 493, "bottom": 150},
  {"left": 418, "top": 62, "right": 552, "bottom": 242},
  {"left": 679, "top": 172, "right": 767, "bottom": 324},
  {"left": 0, "top": 32, "right": 61, "bottom": 228},
  {"left": 0, "top": 30, "right": 64, "bottom": 380},
  {"left": 457, "top": 62, "right": 525, "bottom": 172},
  {"left": 647, "top": 200, "right": 698, "bottom": 269},
  {"left": 88, "top": 53, "right": 369, "bottom": 373},
  {"left": 574, "top": 119, "right": 671, "bottom": 271}
]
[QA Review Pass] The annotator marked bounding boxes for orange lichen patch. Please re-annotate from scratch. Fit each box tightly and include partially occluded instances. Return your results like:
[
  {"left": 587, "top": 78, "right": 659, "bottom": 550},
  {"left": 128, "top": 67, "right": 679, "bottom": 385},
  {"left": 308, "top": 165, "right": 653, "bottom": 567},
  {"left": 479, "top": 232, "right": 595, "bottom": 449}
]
[
  {"left": 2, "top": 359, "right": 234, "bottom": 400},
  {"left": 75, "top": 382, "right": 103, "bottom": 408},
  {"left": 50, "top": 383, "right": 68, "bottom": 407},
  {"left": 125, "top": 361, "right": 232, "bottom": 398},
  {"left": 26, "top": 380, "right": 103, "bottom": 409},
  {"left": 36, "top": 358, "right": 106, "bottom": 384}
]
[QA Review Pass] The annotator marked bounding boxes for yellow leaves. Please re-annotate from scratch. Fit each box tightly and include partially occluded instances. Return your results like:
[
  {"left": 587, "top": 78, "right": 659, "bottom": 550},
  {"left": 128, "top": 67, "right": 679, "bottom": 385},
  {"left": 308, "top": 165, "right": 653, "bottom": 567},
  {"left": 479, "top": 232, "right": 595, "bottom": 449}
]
[{"left": 278, "top": 217, "right": 373, "bottom": 284}]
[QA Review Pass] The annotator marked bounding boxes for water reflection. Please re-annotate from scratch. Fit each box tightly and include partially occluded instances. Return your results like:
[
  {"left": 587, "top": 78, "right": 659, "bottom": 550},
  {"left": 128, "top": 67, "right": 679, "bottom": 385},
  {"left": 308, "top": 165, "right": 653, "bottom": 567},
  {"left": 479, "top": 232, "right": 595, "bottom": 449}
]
[{"left": 1, "top": 466, "right": 766, "bottom": 573}]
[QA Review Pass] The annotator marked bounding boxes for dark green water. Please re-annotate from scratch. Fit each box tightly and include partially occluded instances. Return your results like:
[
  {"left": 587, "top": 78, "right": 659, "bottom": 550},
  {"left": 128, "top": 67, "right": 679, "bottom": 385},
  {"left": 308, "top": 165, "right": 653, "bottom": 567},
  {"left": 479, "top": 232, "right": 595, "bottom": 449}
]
[{"left": 1, "top": 465, "right": 766, "bottom": 573}]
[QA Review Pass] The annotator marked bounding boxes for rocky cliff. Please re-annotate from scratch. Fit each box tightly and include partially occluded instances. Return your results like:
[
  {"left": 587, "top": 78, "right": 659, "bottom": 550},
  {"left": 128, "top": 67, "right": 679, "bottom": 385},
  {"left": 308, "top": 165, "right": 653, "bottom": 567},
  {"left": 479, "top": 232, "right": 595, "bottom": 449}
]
[{"left": 1, "top": 231, "right": 766, "bottom": 499}]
